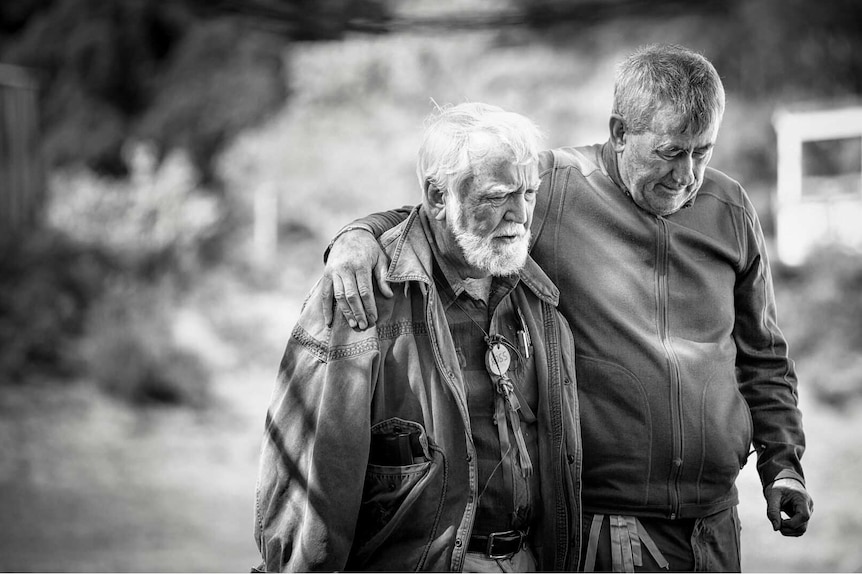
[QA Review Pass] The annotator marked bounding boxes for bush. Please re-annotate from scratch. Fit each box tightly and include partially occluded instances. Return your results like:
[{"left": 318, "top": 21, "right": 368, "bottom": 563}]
[
  {"left": 77, "top": 280, "right": 211, "bottom": 408},
  {"left": 0, "top": 233, "right": 114, "bottom": 383},
  {"left": 47, "top": 143, "right": 226, "bottom": 277},
  {"left": 774, "top": 247, "right": 862, "bottom": 407}
]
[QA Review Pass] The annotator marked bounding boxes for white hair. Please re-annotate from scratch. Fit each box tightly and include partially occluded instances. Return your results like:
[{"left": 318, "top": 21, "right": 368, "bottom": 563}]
[{"left": 416, "top": 102, "right": 543, "bottom": 199}]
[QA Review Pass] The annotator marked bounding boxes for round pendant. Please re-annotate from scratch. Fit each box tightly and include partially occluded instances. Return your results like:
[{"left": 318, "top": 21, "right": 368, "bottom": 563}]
[{"left": 485, "top": 342, "right": 511, "bottom": 376}]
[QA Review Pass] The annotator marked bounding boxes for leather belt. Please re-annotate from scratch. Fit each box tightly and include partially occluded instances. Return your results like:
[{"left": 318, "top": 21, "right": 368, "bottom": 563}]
[{"left": 468, "top": 529, "right": 528, "bottom": 559}]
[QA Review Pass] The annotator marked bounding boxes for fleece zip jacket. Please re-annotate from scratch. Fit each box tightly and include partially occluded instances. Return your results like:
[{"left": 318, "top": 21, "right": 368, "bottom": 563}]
[{"left": 530, "top": 142, "right": 804, "bottom": 519}]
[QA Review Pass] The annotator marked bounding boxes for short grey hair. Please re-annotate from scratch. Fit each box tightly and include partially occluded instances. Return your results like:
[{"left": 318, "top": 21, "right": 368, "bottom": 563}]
[
  {"left": 612, "top": 44, "right": 726, "bottom": 135},
  {"left": 417, "top": 102, "right": 543, "bottom": 199}
]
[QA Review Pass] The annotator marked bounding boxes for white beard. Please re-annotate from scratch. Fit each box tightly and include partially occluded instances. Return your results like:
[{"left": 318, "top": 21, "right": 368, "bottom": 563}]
[{"left": 447, "top": 195, "right": 531, "bottom": 277}]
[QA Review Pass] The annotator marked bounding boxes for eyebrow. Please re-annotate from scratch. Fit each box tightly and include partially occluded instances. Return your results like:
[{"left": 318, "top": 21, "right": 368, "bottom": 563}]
[{"left": 658, "top": 143, "right": 714, "bottom": 153}]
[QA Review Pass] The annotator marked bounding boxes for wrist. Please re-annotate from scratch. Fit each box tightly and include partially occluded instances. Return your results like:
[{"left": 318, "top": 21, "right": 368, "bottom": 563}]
[
  {"left": 766, "top": 469, "right": 805, "bottom": 492},
  {"left": 324, "top": 224, "right": 374, "bottom": 263}
]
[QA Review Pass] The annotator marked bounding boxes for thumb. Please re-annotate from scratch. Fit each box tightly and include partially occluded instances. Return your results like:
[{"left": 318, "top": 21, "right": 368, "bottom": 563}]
[
  {"left": 375, "top": 254, "right": 394, "bottom": 298},
  {"left": 320, "top": 275, "right": 335, "bottom": 327},
  {"left": 765, "top": 487, "right": 782, "bottom": 531}
]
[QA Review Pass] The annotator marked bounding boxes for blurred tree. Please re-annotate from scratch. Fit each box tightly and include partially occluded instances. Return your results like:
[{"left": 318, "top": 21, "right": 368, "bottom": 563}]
[
  {"left": 707, "top": 0, "right": 862, "bottom": 99},
  {"left": 0, "top": 0, "right": 392, "bottom": 179},
  {"left": 514, "top": 0, "right": 862, "bottom": 101},
  {"left": 135, "top": 15, "right": 286, "bottom": 184}
]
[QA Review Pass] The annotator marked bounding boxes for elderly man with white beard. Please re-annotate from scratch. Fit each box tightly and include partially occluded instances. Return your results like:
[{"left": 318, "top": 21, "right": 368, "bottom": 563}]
[{"left": 253, "top": 102, "right": 582, "bottom": 572}]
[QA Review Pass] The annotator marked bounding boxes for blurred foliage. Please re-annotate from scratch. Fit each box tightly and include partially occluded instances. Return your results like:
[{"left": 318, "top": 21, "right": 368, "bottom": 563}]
[
  {"left": 78, "top": 279, "right": 212, "bottom": 408},
  {"left": 0, "top": 0, "right": 391, "bottom": 179},
  {"left": 775, "top": 249, "right": 862, "bottom": 409},
  {"left": 1, "top": 138, "right": 227, "bottom": 406},
  {"left": 0, "top": 232, "right": 115, "bottom": 383},
  {"left": 47, "top": 142, "right": 225, "bottom": 278}
]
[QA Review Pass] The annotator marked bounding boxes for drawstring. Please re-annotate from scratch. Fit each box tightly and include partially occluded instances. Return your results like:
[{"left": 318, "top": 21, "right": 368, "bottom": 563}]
[{"left": 583, "top": 514, "right": 670, "bottom": 572}]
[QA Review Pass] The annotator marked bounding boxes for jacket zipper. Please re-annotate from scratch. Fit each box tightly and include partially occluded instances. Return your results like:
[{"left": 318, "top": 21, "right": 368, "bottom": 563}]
[{"left": 655, "top": 217, "right": 684, "bottom": 519}]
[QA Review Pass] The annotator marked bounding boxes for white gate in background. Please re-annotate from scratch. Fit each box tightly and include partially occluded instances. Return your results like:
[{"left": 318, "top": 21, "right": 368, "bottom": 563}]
[{"left": 773, "top": 104, "right": 862, "bottom": 265}]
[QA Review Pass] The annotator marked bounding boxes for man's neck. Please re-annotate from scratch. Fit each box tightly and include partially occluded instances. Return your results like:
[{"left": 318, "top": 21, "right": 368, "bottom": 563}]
[
  {"left": 601, "top": 140, "right": 627, "bottom": 193},
  {"left": 460, "top": 276, "right": 493, "bottom": 304}
]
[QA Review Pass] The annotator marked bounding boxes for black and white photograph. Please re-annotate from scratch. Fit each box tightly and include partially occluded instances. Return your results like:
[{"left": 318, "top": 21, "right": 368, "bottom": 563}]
[{"left": 1, "top": 0, "right": 860, "bottom": 572}]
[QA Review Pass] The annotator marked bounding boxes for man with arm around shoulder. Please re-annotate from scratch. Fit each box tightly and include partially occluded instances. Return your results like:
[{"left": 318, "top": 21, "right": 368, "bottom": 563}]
[{"left": 322, "top": 44, "right": 814, "bottom": 571}]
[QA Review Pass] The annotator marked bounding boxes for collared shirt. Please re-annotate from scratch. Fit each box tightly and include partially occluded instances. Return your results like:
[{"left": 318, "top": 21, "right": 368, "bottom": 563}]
[{"left": 426, "top": 228, "right": 541, "bottom": 535}]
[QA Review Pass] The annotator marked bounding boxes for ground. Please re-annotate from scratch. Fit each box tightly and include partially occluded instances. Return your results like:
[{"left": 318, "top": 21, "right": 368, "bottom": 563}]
[{"left": 0, "top": 269, "right": 860, "bottom": 572}]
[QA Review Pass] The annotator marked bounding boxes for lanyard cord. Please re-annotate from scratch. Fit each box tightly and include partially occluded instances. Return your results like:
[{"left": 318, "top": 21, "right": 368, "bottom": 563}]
[{"left": 433, "top": 275, "right": 535, "bottom": 512}]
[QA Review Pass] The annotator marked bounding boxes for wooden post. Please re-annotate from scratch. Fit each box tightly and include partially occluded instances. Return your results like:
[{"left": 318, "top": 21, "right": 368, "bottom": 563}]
[
  {"left": 0, "top": 63, "right": 43, "bottom": 241},
  {"left": 253, "top": 182, "right": 278, "bottom": 265}
]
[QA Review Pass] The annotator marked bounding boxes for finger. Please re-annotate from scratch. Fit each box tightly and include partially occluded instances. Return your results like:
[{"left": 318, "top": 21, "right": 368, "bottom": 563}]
[
  {"left": 340, "top": 272, "right": 368, "bottom": 330},
  {"left": 779, "top": 513, "right": 809, "bottom": 537},
  {"left": 356, "top": 269, "right": 378, "bottom": 327},
  {"left": 779, "top": 511, "right": 809, "bottom": 536},
  {"left": 765, "top": 489, "right": 782, "bottom": 531},
  {"left": 374, "top": 254, "right": 394, "bottom": 298},
  {"left": 332, "top": 274, "right": 357, "bottom": 329},
  {"left": 321, "top": 275, "right": 335, "bottom": 327}
]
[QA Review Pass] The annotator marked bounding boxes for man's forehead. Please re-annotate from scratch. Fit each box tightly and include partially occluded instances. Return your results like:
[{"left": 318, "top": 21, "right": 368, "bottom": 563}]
[
  {"left": 470, "top": 157, "right": 537, "bottom": 188},
  {"left": 650, "top": 105, "right": 720, "bottom": 144}
]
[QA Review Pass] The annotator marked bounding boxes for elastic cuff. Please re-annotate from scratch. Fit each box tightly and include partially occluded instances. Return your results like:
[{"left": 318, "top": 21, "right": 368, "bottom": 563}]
[
  {"left": 323, "top": 224, "right": 374, "bottom": 263},
  {"left": 766, "top": 469, "right": 805, "bottom": 491}
]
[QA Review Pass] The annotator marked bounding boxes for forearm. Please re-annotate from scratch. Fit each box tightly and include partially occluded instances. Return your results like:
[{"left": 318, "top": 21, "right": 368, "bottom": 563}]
[{"left": 324, "top": 205, "right": 414, "bottom": 262}]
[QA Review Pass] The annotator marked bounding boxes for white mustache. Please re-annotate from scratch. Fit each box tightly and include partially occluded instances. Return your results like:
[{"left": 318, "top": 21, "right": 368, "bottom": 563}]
[{"left": 493, "top": 225, "right": 528, "bottom": 238}]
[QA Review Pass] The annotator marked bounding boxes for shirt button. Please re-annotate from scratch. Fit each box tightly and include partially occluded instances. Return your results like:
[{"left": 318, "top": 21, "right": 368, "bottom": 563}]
[
  {"left": 455, "top": 538, "right": 463, "bottom": 548},
  {"left": 566, "top": 454, "right": 575, "bottom": 464},
  {"left": 466, "top": 453, "right": 472, "bottom": 462}
]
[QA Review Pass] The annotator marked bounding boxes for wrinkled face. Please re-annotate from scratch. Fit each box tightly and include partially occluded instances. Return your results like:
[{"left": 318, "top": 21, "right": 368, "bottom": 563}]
[
  {"left": 616, "top": 105, "right": 719, "bottom": 216},
  {"left": 446, "top": 144, "right": 538, "bottom": 277}
]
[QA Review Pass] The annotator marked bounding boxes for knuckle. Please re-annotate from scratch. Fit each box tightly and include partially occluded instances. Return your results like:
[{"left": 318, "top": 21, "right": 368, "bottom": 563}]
[{"left": 343, "top": 289, "right": 359, "bottom": 302}]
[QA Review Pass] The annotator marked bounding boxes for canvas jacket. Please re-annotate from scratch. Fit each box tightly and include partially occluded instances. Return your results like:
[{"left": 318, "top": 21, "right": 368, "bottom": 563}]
[
  {"left": 255, "top": 206, "right": 582, "bottom": 572},
  {"left": 347, "top": 143, "right": 806, "bottom": 521}
]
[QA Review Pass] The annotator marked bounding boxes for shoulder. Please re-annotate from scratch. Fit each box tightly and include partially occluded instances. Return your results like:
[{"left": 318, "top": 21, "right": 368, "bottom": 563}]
[
  {"left": 289, "top": 279, "right": 381, "bottom": 364},
  {"left": 539, "top": 144, "right": 604, "bottom": 178},
  {"left": 699, "top": 167, "right": 758, "bottom": 218},
  {"left": 379, "top": 206, "right": 422, "bottom": 257}
]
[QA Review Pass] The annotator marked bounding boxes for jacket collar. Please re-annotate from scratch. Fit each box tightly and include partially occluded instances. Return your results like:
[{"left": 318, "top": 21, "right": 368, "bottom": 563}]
[{"left": 382, "top": 206, "right": 560, "bottom": 307}]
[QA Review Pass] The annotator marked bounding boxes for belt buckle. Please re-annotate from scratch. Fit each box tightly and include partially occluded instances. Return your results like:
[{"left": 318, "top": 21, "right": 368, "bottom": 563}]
[{"left": 485, "top": 529, "right": 524, "bottom": 560}]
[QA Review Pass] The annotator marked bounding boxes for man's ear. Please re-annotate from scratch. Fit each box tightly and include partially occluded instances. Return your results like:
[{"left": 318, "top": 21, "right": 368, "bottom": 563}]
[
  {"left": 424, "top": 180, "right": 447, "bottom": 221},
  {"left": 609, "top": 114, "right": 626, "bottom": 152}
]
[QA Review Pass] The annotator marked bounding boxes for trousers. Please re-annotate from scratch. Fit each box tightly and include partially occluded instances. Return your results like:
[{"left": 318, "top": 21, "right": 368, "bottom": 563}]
[
  {"left": 463, "top": 546, "right": 538, "bottom": 572},
  {"left": 579, "top": 507, "right": 742, "bottom": 572}
]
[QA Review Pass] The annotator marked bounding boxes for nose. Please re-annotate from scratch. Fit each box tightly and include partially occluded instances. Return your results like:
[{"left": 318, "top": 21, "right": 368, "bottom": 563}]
[
  {"left": 505, "top": 191, "right": 529, "bottom": 224},
  {"left": 672, "top": 153, "right": 695, "bottom": 188}
]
